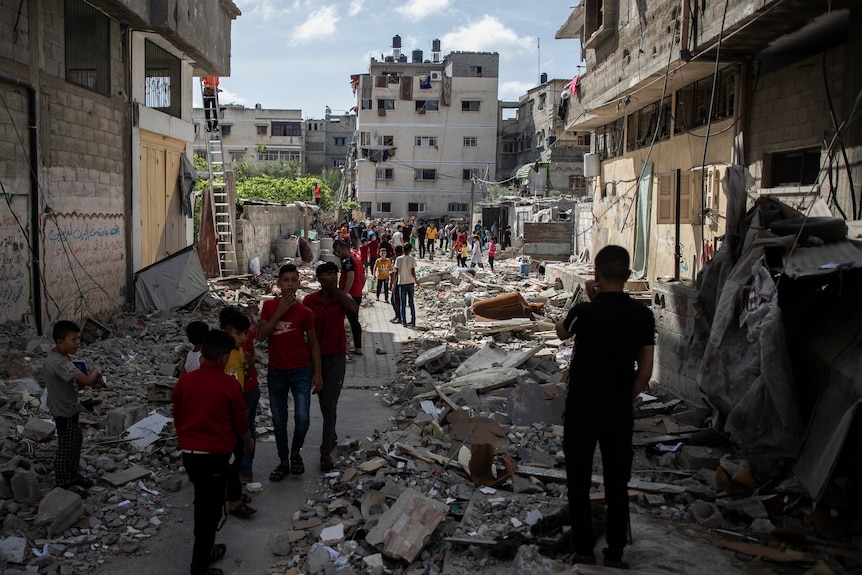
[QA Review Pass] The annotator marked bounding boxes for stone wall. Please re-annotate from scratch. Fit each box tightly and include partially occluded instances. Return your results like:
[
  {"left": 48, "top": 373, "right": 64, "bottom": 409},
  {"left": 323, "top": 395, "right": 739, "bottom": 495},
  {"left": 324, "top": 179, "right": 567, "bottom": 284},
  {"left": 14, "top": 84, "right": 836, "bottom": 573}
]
[
  {"left": 653, "top": 280, "right": 707, "bottom": 404},
  {"left": 235, "top": 204, "right": 308, "bottom": 271}
]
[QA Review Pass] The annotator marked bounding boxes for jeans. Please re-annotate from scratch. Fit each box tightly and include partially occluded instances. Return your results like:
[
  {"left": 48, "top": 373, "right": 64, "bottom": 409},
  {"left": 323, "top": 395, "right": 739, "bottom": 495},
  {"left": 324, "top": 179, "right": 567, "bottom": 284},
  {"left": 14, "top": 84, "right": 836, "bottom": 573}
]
[
  {"left": 240, "top": 386, "right": 260, "bottom": 478},
  {"left": 376, "top": 278, "right": 390, "bottom": 300},
  {"left": 391, "top": 285, "right": 401, "bottom": 320},
  {"left": 346, "top": 295, "right": 362, "bottom": 349},
  {"left": 563, "top": 411, "right": 633, "bottom": 561},
  {"left": 398, "top": 283, "right": 416, "bottom": 325},
  {"left": 318, "top": 355, "right": 346, "bottom": 455},
  {"left": 267, "top": 366, "right": 312, "bottom": 460},
  {"left": 418, "top": 238, "right": 425, "bottom": 258},
  {"left": 182, "top": 453, "right": 230, "bottom": 575}
]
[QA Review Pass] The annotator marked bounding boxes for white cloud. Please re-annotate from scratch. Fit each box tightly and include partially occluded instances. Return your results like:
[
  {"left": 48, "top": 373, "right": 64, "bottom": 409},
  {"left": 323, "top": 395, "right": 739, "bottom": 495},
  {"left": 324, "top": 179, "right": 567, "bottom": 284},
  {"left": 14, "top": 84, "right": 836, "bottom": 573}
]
[
  {"left": 395, "top": 0, "right": 453, "bottom": 20},
  {"left": 235, "top": 0, "right": 288, "bottom": 20},
  {"left": 290, "top": 6, "right": 341, "bottom": 45},
  {"left": 499, "top": 81, "right": 533, "bottom": 101},
  {"left": 440, "top": 15, "right": 535, "bottom": 56},
  {"left": 348, "top": 0, "right": 365, "bottom": 17}
]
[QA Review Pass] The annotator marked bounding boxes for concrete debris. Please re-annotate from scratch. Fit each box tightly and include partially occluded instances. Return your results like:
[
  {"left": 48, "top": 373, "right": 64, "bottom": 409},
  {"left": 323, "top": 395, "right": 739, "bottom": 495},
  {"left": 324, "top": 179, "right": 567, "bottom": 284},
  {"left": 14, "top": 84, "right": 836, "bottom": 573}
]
[{"left": 0, "top": 256, "right": 856, "bottom": 575}]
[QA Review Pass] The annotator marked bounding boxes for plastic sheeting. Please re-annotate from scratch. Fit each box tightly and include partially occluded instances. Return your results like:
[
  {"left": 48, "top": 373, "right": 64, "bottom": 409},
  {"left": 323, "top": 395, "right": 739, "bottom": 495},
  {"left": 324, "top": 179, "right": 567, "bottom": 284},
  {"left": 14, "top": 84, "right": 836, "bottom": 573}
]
[{"left": 134, "top": 246, "right": 208, "bottom": 312}]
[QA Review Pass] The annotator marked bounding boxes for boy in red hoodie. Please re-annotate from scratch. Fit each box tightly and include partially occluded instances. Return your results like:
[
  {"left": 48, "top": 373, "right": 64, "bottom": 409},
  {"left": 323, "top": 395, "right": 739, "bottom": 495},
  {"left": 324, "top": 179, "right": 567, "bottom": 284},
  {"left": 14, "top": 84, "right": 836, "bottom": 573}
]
[{"left": 172, "top": 330, "right": 253, "bottom": 575}]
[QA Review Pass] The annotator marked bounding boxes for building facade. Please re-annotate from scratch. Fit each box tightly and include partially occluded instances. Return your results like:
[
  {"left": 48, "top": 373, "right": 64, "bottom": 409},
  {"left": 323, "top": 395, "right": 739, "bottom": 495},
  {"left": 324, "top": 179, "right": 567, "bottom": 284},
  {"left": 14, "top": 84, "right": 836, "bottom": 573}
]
[
  {"left": 352, "top": 39, "right": 499, "bottom": 220},
  {"left": 556, "top": 0, "right": 859, "bottom": 283},
  {"left": 0, "top": 0, "right": 239, "bottom": 330},
  {"left": 193, "top": 104, "right": 303, "bottom": 166},
  {"left": 305, "top": 110, "right": 357, "bottom": 175}
]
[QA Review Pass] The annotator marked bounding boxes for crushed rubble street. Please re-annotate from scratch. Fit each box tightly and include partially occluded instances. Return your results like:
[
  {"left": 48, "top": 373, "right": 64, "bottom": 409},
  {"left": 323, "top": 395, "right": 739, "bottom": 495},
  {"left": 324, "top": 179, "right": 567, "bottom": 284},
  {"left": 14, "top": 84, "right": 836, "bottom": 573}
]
[{"left": 0, "top": 250, "right": 859, "bottom": 575}]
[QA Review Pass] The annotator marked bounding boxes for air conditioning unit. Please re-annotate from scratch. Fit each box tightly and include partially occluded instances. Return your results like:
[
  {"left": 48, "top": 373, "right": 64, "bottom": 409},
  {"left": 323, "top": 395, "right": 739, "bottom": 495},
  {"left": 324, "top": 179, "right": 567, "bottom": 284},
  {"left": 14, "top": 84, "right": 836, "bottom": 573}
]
[
  {"left": 692, "top": 165, "right": 719, "bottom": 210},
  {"left": 430, "top": 71, "right": 442, "bottom": 81}
]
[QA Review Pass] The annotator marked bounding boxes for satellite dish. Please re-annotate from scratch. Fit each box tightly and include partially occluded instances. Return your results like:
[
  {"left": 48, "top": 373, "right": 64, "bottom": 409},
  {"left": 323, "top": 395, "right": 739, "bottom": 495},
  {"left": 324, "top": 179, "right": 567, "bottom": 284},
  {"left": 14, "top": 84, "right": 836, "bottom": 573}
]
[{"left": 561, "top": 91, "right": 570, "bottom": 100}]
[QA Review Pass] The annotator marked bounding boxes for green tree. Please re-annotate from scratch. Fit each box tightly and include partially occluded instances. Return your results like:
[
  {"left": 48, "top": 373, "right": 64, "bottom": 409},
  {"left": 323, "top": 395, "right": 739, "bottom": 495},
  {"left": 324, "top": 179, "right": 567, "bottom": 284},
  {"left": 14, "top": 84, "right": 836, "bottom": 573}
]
[{"left": 235, "top": 175, "right": 333, "bottom": 210}]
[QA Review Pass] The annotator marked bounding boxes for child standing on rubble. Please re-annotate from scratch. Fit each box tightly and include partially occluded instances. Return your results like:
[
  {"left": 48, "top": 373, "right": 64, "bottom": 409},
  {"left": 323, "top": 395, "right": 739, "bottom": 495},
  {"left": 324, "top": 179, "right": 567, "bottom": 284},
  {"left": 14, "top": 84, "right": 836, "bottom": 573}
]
[
  {"left": 172, "top": 329, "right": 253, "bottom": 575},
  {"left": 44, "top": 320, "right": 104, "bottom": 494},
  {"left": 555, "top": 246, "right": 655, "bottom": 568},
  {"left": 373, "top": 247, "right": 393, "bottom": 303}
]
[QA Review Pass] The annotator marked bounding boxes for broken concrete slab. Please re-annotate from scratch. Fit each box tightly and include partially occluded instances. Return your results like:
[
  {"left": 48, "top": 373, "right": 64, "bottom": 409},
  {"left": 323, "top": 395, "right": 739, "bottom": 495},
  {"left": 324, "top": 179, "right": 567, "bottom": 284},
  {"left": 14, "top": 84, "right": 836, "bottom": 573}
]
[
  {"left": 421, "top": 366, "right": 527, "bottom": 398},
  {"left": 319, "top": 523, "right": 344, "bottom": 543},
  {"left": 365, "top": 487, "right": 449, "bottom": 563},
  {"left": 453, "top": 341, "right": 508, "bottom": 377},
  {"left": 102, "top": 464, "right": 151, "bottom": 486},
  {"left": 507, "top": 381, "right": 552, "bottom": 426},
  {"left": 22, "top": 418, "right": 56, "bottom": 442},
  {"left": 35, "top": 487, "right": 85, "bottom": 537},
  {"left": 501, "top": 343, "right": 544, "bottom": 369}
]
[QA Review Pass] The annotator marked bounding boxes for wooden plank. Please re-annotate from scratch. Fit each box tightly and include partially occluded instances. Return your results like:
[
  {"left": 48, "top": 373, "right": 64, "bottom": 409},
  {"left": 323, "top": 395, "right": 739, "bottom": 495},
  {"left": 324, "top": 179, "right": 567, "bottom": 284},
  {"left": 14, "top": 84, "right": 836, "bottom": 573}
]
[{"left": 718, "top": 540, "right": 814, "bottom": 563}]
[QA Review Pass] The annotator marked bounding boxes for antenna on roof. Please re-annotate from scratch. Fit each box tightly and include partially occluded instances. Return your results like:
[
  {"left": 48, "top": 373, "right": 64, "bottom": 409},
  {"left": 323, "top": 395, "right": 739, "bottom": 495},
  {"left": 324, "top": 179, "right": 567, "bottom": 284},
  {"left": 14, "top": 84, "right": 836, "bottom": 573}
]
[{"left": 537, "top": 37, "right": 541, "bottom": 85}]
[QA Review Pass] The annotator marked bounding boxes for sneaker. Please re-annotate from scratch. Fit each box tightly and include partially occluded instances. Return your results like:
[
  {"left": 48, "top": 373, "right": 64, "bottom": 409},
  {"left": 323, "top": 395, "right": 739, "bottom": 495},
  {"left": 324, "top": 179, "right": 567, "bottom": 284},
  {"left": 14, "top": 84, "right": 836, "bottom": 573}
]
[{"left": 602, "top": 549, "right": 628, "bottom": 569}]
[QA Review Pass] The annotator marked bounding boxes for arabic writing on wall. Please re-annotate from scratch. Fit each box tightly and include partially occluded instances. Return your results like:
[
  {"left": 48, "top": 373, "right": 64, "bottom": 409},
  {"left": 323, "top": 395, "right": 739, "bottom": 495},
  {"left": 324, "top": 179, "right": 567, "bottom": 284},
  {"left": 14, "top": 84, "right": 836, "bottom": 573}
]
[
  {"left": 0, "top": 197, "right": 32, "bottom": 322},
  {"left": 41, "top": 213, "right": 125, "bottom": 322}
]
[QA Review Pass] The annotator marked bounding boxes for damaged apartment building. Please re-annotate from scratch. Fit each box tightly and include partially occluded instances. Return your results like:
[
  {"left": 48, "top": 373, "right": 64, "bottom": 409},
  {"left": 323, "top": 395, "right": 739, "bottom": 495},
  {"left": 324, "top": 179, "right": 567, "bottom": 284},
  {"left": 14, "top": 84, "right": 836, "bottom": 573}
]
[
  {"left": 555, "top": 0, "right": 862, "bottom": 518},
  {"left": 0, "top": 0, "right": 240, "bottom": 332}
]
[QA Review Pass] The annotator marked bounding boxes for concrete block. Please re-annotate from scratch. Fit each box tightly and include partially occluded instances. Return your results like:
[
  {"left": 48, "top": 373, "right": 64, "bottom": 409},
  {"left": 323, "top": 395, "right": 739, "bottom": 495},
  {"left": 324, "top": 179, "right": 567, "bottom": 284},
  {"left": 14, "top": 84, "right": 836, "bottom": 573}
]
[
  {"left": 35, "top": 487, "right": 84, "bottom": 537},
  {"left": 102, "top": 464, "right": 151, "bottom": 487},
  {"left": 365, "top": 487, "right": 448, "bottom": 562},
  {"left": 414, "top": 344, "right": 450, "bottom": 373},
  {"left": 10, "top": 470, "right": 41, "bottom": 504},
  {"left": 1, "top": 456, "right": 34, "bottom": 478},
  {"left": 106, "top": 404, "right": 148, "bottom": 437},
  {"left": 305, "top": 544, "right": 332, "bottom": 574},
  {"left": 23, "top": 418, "right": 56, "bottom": 442},
  {"left": 0, "top": 536, "right": 27, "bottom": 564},
  {"left": 688, "top": 500, "right": 723, "bottom": 528}
]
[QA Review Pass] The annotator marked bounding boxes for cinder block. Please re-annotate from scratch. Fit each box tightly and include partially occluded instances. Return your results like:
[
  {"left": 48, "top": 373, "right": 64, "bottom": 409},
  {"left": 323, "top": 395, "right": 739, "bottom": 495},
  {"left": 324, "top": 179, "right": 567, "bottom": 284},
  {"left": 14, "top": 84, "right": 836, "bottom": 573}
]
[
  {"left": 107, "top": 404, "right": 148, "bottom": 437},
  {"left": 35, "top": 487, "right": 85, "bottom": 537},
  {"left": 10, "top": 470, "right": 42, "bottom": 504}
]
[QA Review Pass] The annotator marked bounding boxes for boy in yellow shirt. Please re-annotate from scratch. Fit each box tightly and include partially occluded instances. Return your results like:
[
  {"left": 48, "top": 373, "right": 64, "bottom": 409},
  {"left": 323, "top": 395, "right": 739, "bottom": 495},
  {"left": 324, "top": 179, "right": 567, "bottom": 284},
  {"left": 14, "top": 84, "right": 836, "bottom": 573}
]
[
  {"left": 426, "top": 222, "right": 438, "bottom": 260},
  {"left": 373, "top": 248, "right": 393, "bottom": 303}
]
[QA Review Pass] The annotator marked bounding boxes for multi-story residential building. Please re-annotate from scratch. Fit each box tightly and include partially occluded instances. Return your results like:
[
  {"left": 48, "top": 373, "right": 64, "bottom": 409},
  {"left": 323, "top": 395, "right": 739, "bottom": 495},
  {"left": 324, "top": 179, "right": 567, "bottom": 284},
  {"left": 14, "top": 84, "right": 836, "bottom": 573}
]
[
  {"left": 556, "top": 0, "right": 859, "bottom": 282},
  {"left": 500, "top": 75, "right": 591, "bottom": 197},
  {"left": 193, "top": 104, "right": 303, "bottom": 166},
  {"left": 305, "top": 110, "right": 357, "bottom": 175},
  {"left": 352, "top": 37, "right": 499, "bottom": 220},
  {"left": 0, "top": 0, "right": 239, "bottom": 329}
]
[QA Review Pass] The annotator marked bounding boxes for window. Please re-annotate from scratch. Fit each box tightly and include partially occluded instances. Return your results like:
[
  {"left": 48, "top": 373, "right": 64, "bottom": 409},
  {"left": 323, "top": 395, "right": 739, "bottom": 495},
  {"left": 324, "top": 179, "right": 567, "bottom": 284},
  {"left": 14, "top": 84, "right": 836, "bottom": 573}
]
[
  {"left": 538, "top": 93, "right": 547, "bottom": 110},
  {"left": 448, "top": 202, "right": 469, "bottom": 212},
  {"left": 657, "top": 170, "right": 695, "bottom": 224},
  {"left": 377, "top": 99, "right": 395, "bottom": 110},
  {"left": 377, "top": 135, "right": 394, "bottom": 146},
  {"left": 502, "top": 141, "right": 517, "bottom": 154},
  {"left": 463, "top": 137, "right": 478, "bottom": 147},
  {"left": 376, "top": 202, "right": 391, "bottom": 213},
  {"left": 361, "top": 99, "right": 372, "bottom": 110},
  {"left": 415, "top": 100, "right": 439, "bottom": 112},
  {"left": 461, "top": 100, "right": 481, "bottom": 112},
  {"left": 359, "top": 132, "right": 371, "bottom": 146},
  {"left": 596, "top": 118, "right": 624, "bottom": 160},
  {"left": 221, "top": 124, "right": 232, "bottom": 136},
  {"left": 256, "top": 125, "right": 268, "bottom": 135},
  {"left": 144, "top": 41, "right": 181, "bottom": 117},
  {"left": 334, "top": 137, "right": 347, "bottom": 146},
  {"left": 408, "top": 202, "right": 427, "bottom": 213},
  {"left": 306, "top": 142, "right": 324, "bottom": 152},
  {"left": 415, "top": 136, "right": 437, "bottom": 147},
  {"left": 469, "top": 66, "right": 483, "bottom": 77},
  {"left": 462, "top": 169, "right": 477, "bottom": 181},
  {"left": 230, "top": 151, "right": 246, "bottom": 163},
  {"left": 376, "top": 168, "right": 394, "bottom": 180},
  {"left": 65, "top": 0, "right": 110, "bottom": 95},
  {"left": 576, "top": 134, "right": 591, "bottom": 146},
  {"left": 569, "top": 175, "right": 586, "bottom": 193},
  {"left": 415, "top": 169, "right": 437, "bottom": 181},
  {"left": 258, "top": 149, "right": 300, "bottom": 162},
  {"left": 675, "top": 70, "right": 736, "bottom": 134},
  {"left": 333, "top": 159, "right": 346, "bottom": 168},
  {"left": 767, "top": 148, "right": 821, "bottom": 187},
  {"left": 627, "top": 99, "right": 671, "bottom": 150},
  {"left": 271, "top": 122, "right": 301, "bottom": 137}
]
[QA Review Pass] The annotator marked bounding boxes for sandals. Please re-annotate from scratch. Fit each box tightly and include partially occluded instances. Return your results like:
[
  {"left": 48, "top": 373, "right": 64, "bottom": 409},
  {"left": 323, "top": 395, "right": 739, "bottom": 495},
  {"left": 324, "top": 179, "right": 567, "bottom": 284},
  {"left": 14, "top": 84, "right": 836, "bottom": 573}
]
[
  {"left": 209, "top": 544, "right": 226, "bottom": 565},
  {"left": 269, "top": 464, "right": 289, "bottom": 482},
  {"left": 290, "top": 454, "right": 305, "bottom": 475},
  {"left": 227, "top": 502, "right": 257, "bottom": 519},
  {"left": 225, "top": 493, "right": 252, "bottom": 504}
]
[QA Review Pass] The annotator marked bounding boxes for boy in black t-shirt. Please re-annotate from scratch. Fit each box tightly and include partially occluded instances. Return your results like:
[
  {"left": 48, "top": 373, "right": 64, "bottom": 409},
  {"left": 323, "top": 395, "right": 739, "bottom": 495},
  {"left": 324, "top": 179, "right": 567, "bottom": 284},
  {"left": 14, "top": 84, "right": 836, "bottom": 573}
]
[{"left": 555, "top": 245, "right": 655, "bottom": 569}]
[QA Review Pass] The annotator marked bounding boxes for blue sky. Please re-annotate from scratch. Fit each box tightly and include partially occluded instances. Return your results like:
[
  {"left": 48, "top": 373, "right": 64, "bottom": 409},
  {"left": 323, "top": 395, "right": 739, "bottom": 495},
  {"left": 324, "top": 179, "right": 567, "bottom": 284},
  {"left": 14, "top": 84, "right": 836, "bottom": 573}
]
[{"left": 212, "top": 0, "right": 583, "bottom": 119}]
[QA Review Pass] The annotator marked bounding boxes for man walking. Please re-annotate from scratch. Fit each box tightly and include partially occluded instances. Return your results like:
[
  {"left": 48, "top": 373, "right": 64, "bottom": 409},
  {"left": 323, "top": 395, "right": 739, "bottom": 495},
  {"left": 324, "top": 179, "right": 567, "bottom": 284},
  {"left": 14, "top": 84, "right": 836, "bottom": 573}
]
[
  {"left": 335, "top": 240, "right": 364, "bottom": 355},
  {"left": 394, "top": 243, "right": 420, "bottom": 327}
]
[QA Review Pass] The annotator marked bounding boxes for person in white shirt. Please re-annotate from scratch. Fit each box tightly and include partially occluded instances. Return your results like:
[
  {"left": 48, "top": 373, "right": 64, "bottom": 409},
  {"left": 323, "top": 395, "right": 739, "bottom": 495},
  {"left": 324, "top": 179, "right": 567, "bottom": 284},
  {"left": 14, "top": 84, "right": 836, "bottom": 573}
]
[
  {"left": 392, "top": 225, "right": 404, "bottom": 248},
  {"left": 394, "top": 243, "right": 420, "bottom": 327}
]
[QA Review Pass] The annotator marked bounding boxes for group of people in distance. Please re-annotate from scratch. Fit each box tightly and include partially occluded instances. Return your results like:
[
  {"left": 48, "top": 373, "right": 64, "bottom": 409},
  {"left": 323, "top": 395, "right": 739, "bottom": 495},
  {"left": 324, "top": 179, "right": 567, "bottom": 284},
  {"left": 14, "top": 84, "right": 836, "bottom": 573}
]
[{"left": 43, "top": 243, "right": 653, "bottom": 573}]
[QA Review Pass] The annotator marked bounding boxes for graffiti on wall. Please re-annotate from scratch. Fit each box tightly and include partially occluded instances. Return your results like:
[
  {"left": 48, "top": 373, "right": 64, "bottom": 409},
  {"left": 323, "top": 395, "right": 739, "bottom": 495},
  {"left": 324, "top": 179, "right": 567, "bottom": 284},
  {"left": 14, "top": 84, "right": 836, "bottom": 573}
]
[
  {"left": 41, "top": 213, "right": 125, "bottom": 322},
  {"left": 0, "top": 195, "right": 32, "bottom": 321}
]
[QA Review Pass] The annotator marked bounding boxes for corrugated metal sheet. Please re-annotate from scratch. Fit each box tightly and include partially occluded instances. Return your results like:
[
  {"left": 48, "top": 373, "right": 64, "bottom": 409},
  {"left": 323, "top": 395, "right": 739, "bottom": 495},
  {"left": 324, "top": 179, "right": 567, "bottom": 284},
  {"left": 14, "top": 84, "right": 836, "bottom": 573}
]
[{"left": 782, "top": 239, "right": 862, "bottom": 278}]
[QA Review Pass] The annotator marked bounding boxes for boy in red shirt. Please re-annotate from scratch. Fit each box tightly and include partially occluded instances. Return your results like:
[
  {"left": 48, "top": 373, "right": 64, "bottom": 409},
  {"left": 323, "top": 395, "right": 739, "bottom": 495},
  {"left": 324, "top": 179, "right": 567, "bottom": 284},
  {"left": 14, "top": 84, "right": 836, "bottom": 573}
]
[
  {"left": 335, "top": 240, "right": 365, "bottom": 355},
  {"left": 302, "top": 262, "right": 359, "bottom": 471},
  {"left": 257, "top": 264, "right": 322, "bottom": 480},
  {"left": 172, "top": 330, "right": 253, "bottom": 575}
]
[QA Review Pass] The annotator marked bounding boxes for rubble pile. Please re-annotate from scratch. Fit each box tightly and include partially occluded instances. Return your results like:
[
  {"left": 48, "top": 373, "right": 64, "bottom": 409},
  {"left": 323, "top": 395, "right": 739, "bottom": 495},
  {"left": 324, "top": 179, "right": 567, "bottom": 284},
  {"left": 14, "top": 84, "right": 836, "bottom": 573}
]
[{"left": 1, "top": 257, "right": 860, "bottom": 574}]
